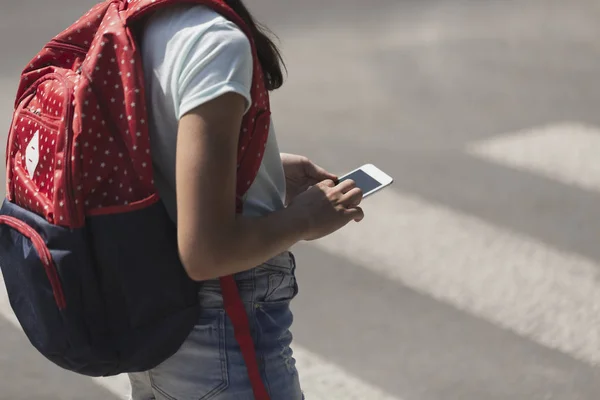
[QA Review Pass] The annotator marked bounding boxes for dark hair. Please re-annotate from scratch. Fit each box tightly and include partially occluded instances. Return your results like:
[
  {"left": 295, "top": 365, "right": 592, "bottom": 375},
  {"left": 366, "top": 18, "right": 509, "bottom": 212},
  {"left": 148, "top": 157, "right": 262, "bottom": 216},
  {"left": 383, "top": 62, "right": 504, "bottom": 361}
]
[{"left": 225, "top": 0, "right": 286, "bottom": 91}]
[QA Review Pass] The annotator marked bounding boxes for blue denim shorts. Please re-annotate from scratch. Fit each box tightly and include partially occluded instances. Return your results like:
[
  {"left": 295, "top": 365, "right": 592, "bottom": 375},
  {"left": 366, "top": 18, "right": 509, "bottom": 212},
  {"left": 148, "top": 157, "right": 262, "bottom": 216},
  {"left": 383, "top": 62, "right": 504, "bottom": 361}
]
[{"left": 128, "top": 251, "right": 303, "bottom": 400}]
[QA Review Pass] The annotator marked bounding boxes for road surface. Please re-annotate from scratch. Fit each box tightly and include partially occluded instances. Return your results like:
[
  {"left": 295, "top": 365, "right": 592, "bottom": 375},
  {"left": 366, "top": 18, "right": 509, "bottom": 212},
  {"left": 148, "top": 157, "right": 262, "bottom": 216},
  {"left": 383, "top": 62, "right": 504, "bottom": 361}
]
[{"left": 1, "top": 0, "right": 600, "bottom": 399}]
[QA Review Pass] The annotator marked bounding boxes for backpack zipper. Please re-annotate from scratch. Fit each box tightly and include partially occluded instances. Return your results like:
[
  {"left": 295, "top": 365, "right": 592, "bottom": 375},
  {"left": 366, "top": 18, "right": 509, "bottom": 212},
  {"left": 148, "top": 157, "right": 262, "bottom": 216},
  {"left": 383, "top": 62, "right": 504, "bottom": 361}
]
[
  {"left": 48, "top": 40, "right": 88, "bottom": 55},
  {"left": 55, "top": 72, "right": 78, "bottom": 227},
  {"left": 0, "top": 216, "right": 66, "bottom": 309},
  {"left": 46, "top": 41, "right": 88, "bottom": 78}
]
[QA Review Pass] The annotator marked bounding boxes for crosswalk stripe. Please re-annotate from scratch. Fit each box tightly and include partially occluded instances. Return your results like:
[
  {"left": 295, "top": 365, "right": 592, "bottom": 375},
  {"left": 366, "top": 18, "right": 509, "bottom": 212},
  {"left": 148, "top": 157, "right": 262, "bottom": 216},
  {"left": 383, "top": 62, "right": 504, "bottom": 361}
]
[
  {"left": 91, "top": 375, "right": 129, "bottom": 399},
  {"left": 466, "top": 122, "right": 600, "bottom": 192},
  {"left": 90, "top": 345, "right": 403, "bottom": 400},
  {"left": 293, "top": 346, "right": 402, "bottom": 400},
  {"left": 311, "top": 189, "right": 600, "bottom": 366},
  {"left": 0, "top": 276, "right": 402, "bottom": 400}
]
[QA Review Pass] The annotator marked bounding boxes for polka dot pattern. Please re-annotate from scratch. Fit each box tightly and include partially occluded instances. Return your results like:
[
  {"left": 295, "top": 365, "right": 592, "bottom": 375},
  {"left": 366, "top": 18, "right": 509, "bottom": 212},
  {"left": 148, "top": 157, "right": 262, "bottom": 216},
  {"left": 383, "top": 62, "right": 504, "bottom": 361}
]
[
  {"left": 125, "top": 1, "right": 272, "bottom": 200},
  {"left": 7, "top": 0, "right": 271, "bottom": 227},
  {"left": 9, "top": 116, "right": 58, "bottom": 222}
]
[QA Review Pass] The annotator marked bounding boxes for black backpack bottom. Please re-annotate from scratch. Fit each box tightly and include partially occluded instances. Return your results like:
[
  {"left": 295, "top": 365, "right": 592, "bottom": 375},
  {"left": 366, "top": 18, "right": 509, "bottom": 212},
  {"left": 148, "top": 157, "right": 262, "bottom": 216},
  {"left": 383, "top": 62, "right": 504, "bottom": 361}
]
[{"left": 0, "top": 198, "right": 199, "bottom": 377}]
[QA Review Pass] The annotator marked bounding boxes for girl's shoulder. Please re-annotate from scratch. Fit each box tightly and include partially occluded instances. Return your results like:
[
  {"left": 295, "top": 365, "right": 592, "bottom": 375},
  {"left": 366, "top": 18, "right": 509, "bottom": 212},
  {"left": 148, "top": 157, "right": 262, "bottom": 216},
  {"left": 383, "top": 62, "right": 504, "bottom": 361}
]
[{"left": 144, "top": 4, "right": 245, "bottom": 41}]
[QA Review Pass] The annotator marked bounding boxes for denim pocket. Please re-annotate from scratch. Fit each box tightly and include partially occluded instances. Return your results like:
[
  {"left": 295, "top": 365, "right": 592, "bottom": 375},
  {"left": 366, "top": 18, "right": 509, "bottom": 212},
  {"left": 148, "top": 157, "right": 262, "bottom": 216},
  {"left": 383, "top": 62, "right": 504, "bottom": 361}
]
[
  {"left": 149, "top": 309, "right": 228, "bottom": 400},
  {"left": 255, "top": 252, "right": 298, "bottom": 304}
]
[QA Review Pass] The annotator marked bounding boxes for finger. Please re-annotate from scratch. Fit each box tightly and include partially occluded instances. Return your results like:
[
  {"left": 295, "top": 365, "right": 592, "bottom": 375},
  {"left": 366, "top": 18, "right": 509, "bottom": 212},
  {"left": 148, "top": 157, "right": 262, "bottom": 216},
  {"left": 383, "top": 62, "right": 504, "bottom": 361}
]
[
  {"left": 306, "top": 161, "right": 338, "bottom": 181},
  {"left": 340, "top": 187, "right": 364, "bottom": 207},
  {"left": 344, "top": 206, "right": 364, "bottom": 222},
  {"left": 318, "top": 179, "right": 336, "bottom": 188},
  {"left": 335, "top": 179, "right": 357, "bottom": 193}
]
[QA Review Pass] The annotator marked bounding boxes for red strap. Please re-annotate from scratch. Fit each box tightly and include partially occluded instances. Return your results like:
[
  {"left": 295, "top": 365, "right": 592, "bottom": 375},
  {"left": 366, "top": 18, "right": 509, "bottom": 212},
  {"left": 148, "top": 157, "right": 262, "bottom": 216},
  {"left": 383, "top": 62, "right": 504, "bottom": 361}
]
[{"left": 220, "top": 275, "right": 270, "bottom": 400}]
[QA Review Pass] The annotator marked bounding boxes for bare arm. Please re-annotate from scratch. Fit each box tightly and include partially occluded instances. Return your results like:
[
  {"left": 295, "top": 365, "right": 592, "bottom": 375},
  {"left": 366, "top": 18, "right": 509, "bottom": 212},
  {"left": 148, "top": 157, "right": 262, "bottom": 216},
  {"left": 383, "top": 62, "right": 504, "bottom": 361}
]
[
  {"left": 176, "top": 93, "right": 308, "bottom": 280},
  {"left": 176, "top": 93, "right": 363, "bottom": 281}
]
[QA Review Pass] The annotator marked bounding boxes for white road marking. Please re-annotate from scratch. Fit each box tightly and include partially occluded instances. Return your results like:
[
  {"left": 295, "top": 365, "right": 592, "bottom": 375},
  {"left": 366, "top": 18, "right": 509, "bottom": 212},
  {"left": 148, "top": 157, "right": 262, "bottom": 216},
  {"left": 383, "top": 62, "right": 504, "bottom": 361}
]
[
  {"left": 467, "top": 122, "right": 600, "bottom": 192},
  {"left": 93, "top": 344, "right": 404, "bottom": 400},
  {"left": 294, "top": 346, "right": 402, "bottom": 400},
  {"left": 0, "top": 274, "right": 401, "bottom": 399},
  {"left": 311, "top": 189, "right": 600, "bottom": 366}
]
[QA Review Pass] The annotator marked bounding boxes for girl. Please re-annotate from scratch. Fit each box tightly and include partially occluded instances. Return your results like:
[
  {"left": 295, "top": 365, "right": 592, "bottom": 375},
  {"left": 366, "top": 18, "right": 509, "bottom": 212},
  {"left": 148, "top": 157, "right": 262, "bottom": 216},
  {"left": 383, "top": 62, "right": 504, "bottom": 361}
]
[{"left": 128, "top": 1, "right": 364, "bottom": 399}]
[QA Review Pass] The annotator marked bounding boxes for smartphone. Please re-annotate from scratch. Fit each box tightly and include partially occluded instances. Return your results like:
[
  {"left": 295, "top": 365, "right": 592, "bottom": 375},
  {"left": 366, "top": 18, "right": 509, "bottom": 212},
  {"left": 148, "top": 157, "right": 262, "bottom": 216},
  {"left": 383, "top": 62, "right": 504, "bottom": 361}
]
[{"left": 337, "top": 164, "right": 393, "bottom": 198}]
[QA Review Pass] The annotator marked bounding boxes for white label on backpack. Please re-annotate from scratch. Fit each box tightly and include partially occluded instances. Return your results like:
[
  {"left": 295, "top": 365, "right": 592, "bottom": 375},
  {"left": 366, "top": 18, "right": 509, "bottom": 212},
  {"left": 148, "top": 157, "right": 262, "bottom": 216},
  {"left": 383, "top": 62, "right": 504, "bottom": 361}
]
[{"left": 25, "top": 130, "right": 40, "bottom": 179}]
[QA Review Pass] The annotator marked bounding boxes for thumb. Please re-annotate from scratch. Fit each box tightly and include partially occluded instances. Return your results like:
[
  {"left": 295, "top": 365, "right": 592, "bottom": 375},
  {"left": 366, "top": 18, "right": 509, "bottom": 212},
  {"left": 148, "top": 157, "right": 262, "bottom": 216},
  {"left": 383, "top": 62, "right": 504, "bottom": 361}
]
[
  {"left": 306, "top": 160, "right": 338, "bottom": 181},
  {"left": 344, "top": 206, "right": 364, "bottom": 222}
]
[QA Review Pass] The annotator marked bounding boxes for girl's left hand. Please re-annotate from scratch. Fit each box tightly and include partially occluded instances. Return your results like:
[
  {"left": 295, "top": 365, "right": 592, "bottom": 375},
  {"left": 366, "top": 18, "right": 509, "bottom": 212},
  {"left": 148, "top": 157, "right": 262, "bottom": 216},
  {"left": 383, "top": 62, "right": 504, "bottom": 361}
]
[{"left": 280, "top": 153, "right": 338, "bottom": 205}]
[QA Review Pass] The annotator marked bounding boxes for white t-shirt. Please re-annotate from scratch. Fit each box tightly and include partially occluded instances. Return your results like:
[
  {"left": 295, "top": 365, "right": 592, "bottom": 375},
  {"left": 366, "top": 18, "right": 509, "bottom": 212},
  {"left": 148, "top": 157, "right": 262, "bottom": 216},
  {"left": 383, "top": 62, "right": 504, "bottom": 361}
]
[{"left": 140, "top": 4, "right": 286, "bottom": 221}]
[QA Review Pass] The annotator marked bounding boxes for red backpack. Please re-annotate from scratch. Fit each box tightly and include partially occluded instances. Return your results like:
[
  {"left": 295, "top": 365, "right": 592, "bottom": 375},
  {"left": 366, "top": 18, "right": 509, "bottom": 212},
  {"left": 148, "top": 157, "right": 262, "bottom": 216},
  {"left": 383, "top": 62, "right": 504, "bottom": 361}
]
[{"left": 0, "top": 0, "right": 271, "bottom": 398}]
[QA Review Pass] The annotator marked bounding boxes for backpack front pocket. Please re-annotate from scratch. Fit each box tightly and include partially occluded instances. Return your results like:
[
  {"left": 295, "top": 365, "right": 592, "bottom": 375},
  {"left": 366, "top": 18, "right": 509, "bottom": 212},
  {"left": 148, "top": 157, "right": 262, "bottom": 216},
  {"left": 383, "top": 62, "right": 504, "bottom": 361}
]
[
  {"left": 0, "top": 201, "right": 118, "bottom": 376},
  {"left": 0, "top": 214, "right": 67, "bottom": 353}
]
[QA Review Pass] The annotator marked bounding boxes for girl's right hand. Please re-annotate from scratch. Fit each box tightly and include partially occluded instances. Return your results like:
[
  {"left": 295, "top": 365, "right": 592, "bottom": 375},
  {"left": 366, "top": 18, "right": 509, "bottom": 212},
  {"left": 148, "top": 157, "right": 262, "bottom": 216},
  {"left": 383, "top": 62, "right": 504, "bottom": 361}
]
[{"left": 288, "top": 179, "right": 365, "bottom": 241}]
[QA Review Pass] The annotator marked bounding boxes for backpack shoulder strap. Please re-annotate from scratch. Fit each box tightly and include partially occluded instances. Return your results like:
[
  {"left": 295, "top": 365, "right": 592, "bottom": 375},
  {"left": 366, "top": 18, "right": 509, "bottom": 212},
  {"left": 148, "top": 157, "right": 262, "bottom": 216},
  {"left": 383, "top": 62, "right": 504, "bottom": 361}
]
[
  {"left": 127, "top": 2, "right": 271, "bottom": 399},
  {"left": 125, "top": 0, "right": 253, "bottom": 42}
]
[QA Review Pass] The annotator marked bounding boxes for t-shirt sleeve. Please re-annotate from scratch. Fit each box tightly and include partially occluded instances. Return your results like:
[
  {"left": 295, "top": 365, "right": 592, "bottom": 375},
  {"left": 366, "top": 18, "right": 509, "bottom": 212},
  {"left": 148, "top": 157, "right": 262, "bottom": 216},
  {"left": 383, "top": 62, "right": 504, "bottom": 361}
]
[{"left": 165, "top": 18, "right": 254, "bottom": 119}]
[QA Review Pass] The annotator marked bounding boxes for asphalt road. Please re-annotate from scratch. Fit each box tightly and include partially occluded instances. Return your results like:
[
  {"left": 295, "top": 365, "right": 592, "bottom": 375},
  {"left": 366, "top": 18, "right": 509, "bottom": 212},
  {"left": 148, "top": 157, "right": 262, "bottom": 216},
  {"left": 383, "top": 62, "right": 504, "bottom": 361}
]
[{"left": 1, "top": 0, "right": 600, "bottom": 399}]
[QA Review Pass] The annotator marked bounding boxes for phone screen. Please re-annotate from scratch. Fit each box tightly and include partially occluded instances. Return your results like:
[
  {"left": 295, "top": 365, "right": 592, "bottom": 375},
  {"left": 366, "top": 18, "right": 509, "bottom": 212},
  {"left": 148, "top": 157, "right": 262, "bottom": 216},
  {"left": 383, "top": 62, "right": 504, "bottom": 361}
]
[{"left": 339, "top": 169, "right": 382, "bottom": 194}]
